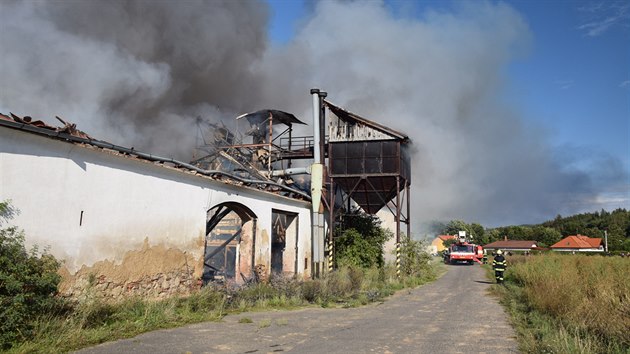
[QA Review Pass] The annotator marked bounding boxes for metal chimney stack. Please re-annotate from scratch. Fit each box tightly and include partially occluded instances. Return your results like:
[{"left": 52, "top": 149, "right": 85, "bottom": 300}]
[{"left": 310, "top": 88, "right": 325, "bottom": 277}]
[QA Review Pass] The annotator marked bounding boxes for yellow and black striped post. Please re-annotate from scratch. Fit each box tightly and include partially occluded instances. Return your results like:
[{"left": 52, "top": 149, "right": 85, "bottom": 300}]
[
  {"left": 324, "top": 239, "right": 328, "bottom": 272},
  {"left": 328, "top": 239, "right": 333, "bottom": 272},
  {"left": 396, "top": 242, "right": 401, "bottom": 278}
]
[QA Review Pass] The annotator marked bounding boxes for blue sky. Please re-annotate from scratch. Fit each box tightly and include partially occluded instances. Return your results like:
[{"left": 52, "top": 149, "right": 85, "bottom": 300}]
[
  {"left": 268, "top": 0, "right": 629, "bottom": 161},
  {"left": 267, "top": 0, "right": 629, "bottom": 209},
  {"left": 505, "top": 1, "right": 629, "bottom": 167}
]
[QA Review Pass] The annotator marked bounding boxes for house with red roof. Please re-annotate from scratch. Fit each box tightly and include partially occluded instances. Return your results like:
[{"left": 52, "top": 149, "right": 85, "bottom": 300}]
[
  {"left": 429, "top": 235, "right": 456, "bottom": 254},
  {"left": 483, "top": 238, "right": 540, "bottom": 252},
  {"left": 550, "top": 234, "right": 604, "bottom": 252}
]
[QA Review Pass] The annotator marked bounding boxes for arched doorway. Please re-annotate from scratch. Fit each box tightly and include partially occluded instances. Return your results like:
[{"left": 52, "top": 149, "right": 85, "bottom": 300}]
[{"left": 203, "top": 202, "right": 256, "bottom": 284}]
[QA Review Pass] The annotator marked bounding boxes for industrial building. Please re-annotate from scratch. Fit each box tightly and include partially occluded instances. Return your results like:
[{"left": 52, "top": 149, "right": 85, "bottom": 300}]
[{"left": 0, "top": 89, "right": 411, "bottom": 298}]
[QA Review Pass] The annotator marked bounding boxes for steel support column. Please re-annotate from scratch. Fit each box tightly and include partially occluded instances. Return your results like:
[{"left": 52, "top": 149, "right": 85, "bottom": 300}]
[
  {"left": 396, "top": 176, "right": 401, "bottom": 278},
  {"left": 406, "top": 181, "right": 411, "bottom": 241},
  {"left": 328, "top": 177, "right": 335, "bottom": 272}
]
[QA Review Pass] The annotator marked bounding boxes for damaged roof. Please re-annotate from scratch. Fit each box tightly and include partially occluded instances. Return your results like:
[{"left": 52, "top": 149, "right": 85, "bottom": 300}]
[
  {"left": 0, "top": 112, "right": 310, "bottom": 202},
  {"left": 324, "top": 100, "right": 409, "bottom": 142},
  {"left": 1, "top": 113, "right": 93, "bottom": 139},
  {"left": 236, "top": 109, "right": 306, "bottom": 126}
]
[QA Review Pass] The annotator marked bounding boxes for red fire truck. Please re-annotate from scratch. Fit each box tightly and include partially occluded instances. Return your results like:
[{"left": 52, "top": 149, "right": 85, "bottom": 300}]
[{"left": 444, "top": 231, "right": 483, "bottom": 265}]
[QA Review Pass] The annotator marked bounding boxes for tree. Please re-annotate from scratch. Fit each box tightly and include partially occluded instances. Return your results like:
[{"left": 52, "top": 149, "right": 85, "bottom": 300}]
[
  {"left": 607, "top": 224, "right": 625, "bottom": 252},
  {"left": 504, "top": 225, "right": 533, "bottom": 240},
  {"left": 531, "top": 226, "right": 562, "bottom": 247},
  {"left": 470, "top": 223, "right": 485, "bottom": 243},
  {"left": 441, "top": 220, "right": 472, "bottom": 236},
  {"left": 442, "top": 237, "right": 457, "bottom": 248},
  {"left": 484, "top": 229, "right": 502, "bottom": 244},
  {"left": 334, "top": 210, "right": 392, "bottom": 268},
  {"left": 0, "top": 200, "right": 18, "bottom": 224},
  {"left": 440, "top": 220, "right": 488, "bottom": 244},
  {"left": 0, "top": 201, "right": 62, "bottom": 349},
  {"left": 399, "top": 238, "right": 431, "bottom": 277}
]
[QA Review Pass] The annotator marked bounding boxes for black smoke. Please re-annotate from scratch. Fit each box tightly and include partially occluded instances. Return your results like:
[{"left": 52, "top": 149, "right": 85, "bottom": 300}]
[{"left": 1, "top": 0, "right": 626, "bottom": 226}]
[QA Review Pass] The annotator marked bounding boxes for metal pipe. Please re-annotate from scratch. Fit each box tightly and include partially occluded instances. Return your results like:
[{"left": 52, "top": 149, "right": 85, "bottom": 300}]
[
  {"left": 329, "top": 177, "right": 335, "bottom": 271},
  {"left": 396, "top": 176, "right": 401, "bottom": 278},
  {"left": 311, "top": 88, "right": 321, "bottom": 162},
  {"left": 294, "top": 217, "right": 299, "bottom": 274},
  {"left": 406, "top": 181, "right": 411, "bottom": 241},
  {"left": 318, "top": 91, "right": 327, "bottom": 165},
  {"left": 267, "top": 112, "right": 273, "bottom": 172},
  {"left": 288, "top": 125, "right": 293, "bottom": 168},
  {"left": 268, "top": 166, "right": 310, "bottom": 177},
  {"left": 396, "top": 176, "right": 401, "bottom": 244},
  {"left": 251, "top": 218, "right": 257, "bottom": 276},
  {"left": 310, "top": 88, "right": 325, "bottom": 276}
]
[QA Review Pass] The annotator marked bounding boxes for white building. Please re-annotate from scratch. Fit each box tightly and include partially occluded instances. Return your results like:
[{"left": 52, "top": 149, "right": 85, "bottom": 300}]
[{"left": 0, "top": 114, "right": 314, "bottom": 298}]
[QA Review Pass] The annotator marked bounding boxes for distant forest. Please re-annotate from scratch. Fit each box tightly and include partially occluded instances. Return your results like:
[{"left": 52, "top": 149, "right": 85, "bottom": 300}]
[{"left": 435, "top": 208, "right": 630, "bottom": 251}]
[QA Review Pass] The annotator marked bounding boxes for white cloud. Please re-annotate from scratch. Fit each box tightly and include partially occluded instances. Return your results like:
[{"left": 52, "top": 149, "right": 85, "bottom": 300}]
[
  {"left": 554, "top": 79, "right": 574, "bottom": 90},
  {"left": 577, "top": 1, "right": 629, "bottom": 37},
  {"left": 619, "top": 80, "right": 630, "bottom": 88}
]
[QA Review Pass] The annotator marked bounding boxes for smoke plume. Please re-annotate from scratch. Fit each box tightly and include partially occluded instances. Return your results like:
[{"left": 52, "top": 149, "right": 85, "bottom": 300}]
[{"left": 1, "top": 0, "right": 626, "bottom": 226}]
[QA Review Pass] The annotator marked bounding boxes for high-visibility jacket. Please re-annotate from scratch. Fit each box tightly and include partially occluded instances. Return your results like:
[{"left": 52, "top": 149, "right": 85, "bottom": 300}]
[{"left": 493, "top": 255, "right": 507, "bottom": 272}]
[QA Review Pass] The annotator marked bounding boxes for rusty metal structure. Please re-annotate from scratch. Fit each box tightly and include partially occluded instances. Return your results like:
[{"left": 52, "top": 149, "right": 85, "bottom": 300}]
[
  {"left": 192, "top": 91, "right": 412, "bottom": 277},
  {"left": 321, "top": 99, "right": 411, "bottom": 276},
  {"left": 191, "top": 109, "right": 312, "bottom": 185},
  {"left": 325, "top": 100, "right": 411, "bottom": 215}
]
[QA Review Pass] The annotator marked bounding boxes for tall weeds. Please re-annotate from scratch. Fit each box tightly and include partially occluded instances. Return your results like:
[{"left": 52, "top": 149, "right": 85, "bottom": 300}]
[
  {"left": 498, "top": 253, "right": 630, "bottom": 353},
  {"left": 8, "top": 263, "right": 439, "bottom": 353}
]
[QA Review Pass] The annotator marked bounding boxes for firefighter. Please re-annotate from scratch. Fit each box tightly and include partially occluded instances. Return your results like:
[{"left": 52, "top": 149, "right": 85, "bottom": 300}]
[
  {"left": 482, "top": 249, "right": 488, "bottom": 264},
  {"left": 492, "top": 250, "right": 507, "bottom": 284}
]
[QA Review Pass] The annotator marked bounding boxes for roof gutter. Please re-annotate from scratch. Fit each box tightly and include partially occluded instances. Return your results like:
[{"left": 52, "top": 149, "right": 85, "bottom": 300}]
[{"left": 0, "top": 118, "right": 311, "bottom": 200}]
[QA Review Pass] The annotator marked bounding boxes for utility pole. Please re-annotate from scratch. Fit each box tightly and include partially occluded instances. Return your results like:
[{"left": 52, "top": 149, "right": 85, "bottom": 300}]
[{"left": 604, "top": 230, "right": 608, "bottom": 253}]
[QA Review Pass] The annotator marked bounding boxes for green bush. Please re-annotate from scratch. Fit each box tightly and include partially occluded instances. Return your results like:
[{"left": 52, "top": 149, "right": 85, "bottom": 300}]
[
  {"left": 399, "top": 238, "right": 432, "bottom": 277},
  {"left": 0, "top": 201, "right": 62, "bottom": 349},
  {"left": 334, "top": 210, "right": 392, "bottom": 269},
  {"left": 335, "top": 229, "right": 381, "bottom": 268}
]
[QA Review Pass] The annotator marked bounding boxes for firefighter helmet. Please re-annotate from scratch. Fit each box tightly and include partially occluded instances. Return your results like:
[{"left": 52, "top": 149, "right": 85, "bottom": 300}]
[{"left": 496, "top": 249, "right": 503, "bottom": 255}]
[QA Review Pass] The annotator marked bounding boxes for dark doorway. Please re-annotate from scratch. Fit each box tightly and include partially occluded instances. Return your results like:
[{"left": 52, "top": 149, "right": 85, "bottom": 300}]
[
  {"left": 271, "top": 210, "right": 297, "bottom": 275},
  {"left": 203, "top": 203, "right": 256, "bottom": 284}
]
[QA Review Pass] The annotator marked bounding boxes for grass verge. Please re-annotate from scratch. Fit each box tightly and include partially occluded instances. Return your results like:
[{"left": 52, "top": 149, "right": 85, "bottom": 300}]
[
  {"left": 8, "top": 263, "right": 440, "bottom": 353},
  {"left": 488, "top": 254, "right": 630, "bottom": 354}
]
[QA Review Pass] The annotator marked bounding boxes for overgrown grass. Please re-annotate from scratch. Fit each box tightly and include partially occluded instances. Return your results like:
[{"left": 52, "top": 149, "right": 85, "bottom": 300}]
[
  {"left": 490, "top": 254, "right": 630, "bottom": 354},
  {"left": 8, "top": 263, "right": 439, "bottom": 353}
]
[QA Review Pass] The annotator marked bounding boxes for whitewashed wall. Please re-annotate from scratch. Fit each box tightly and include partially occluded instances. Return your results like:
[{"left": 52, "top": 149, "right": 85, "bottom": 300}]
[{"left": 0, "top": 126, "right": 312, "bottom": 289}]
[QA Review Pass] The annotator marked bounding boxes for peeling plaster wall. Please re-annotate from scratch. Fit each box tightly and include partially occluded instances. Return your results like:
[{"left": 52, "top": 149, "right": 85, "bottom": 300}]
[
  {"left": 236, "top": 219, "right": 255, "bottom": 281},
  {"left": 377, "top": 210, "right": 398, "bottom": 264},
  {"left": 0, "top": 127, "right": 312, "bottom": 297}
]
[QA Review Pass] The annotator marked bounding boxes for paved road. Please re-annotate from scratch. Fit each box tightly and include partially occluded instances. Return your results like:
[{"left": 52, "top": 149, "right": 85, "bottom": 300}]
[{"left": 77, "top": 265, "right": 518, "bottom": 354}]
